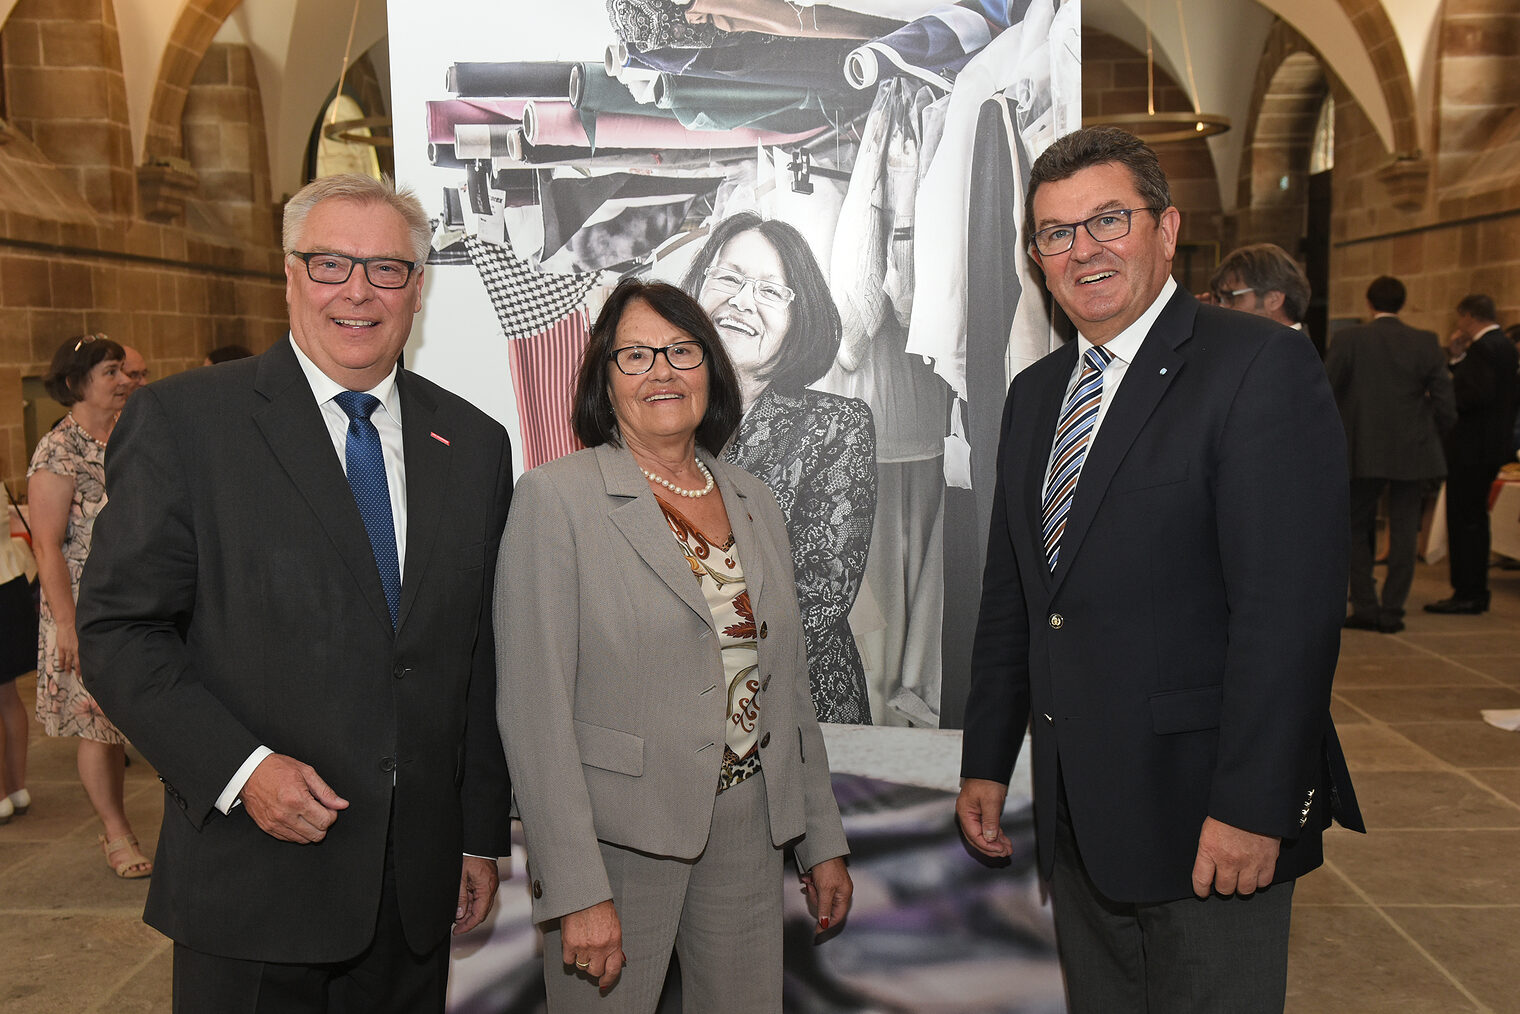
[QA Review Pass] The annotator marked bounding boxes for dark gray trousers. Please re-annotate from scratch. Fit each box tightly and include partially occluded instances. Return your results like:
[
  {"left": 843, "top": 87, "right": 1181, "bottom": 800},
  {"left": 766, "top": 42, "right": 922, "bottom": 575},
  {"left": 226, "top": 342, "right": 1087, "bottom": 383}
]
[
  {"left": 1348, "top": 477, "right": 1427, "bottom": 622},
  {"left": 1049, "top": 791, "right": 1294, "bottom": 1014}
]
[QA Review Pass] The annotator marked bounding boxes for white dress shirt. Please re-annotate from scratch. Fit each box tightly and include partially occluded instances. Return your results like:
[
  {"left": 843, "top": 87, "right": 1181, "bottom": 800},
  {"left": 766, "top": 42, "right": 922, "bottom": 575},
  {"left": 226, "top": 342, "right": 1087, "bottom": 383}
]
[
  {"left": 1041, "top": 276, "right": 1176, "bottom": 500},
  {"left": 215, "top": 336, "right": 407, "bottom": 814}
]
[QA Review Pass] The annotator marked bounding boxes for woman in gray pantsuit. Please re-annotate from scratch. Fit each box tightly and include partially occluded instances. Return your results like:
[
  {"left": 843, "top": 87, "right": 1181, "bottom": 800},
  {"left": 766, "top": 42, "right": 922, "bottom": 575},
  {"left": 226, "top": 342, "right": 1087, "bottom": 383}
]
[{"left": 495, "top": 279, "right": 852, "bottom": 1011}]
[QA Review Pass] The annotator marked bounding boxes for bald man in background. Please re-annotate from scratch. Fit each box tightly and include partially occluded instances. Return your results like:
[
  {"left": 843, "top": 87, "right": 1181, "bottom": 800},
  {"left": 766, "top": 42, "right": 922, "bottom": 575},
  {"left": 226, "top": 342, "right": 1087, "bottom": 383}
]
[{"left": 121, "top": 347, "right": 149, "bottom": 393}]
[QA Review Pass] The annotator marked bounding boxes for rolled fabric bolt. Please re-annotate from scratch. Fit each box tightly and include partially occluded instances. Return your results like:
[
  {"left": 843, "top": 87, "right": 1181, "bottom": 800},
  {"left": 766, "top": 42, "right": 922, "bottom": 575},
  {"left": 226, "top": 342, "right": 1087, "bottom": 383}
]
[
  {"left": 524, "top": 98, "right": 824, "bottom": 150},
  {"left": 445, "top": 61, "right": 576, "bottom": 98},
  {"left": 454, "top": 123, "right": 519, "bottom": 159},
  {"left": 428, "top": 142, "right": 468, "bottom": 169},
  {"left": 425, "top": 98, "right": 529, "bottom": 144}
]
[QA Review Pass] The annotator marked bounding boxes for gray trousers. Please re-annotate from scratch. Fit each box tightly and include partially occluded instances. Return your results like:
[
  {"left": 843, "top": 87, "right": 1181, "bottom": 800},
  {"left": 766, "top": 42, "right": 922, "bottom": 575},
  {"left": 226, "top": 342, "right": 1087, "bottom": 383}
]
[
  {"left": 1050, "top": 791, "right": 1294, "bottom": 1014},
  {"left": 1348, "top": 477, "right": 1426, "bottom": 622},
  {"left": 542, "top": 773, "right": 784, "bottom": 1013}
]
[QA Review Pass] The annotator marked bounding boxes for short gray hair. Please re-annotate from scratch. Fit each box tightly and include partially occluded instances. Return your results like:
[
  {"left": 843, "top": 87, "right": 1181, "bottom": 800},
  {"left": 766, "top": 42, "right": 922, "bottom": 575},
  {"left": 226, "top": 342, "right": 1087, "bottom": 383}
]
[{"left": 282, "top": 174, "right": 430, "bottom": 265}]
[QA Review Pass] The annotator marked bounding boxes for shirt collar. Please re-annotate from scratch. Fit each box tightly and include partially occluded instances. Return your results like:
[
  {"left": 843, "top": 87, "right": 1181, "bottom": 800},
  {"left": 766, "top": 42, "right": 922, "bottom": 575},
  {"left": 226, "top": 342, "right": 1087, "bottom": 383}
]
[
  {"left": 288, "top": 333, "right": 401, "bottom": 418},
  {"left": 1474, "top": 323, "right": 1502, "bottom": 340},
  {"left": 1075, "top": 275, "right": 1177, "bottom": 368}
]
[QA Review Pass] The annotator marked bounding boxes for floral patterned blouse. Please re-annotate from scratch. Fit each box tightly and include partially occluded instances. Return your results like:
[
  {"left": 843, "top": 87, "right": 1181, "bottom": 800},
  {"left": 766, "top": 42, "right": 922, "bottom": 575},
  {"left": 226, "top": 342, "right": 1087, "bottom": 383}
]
[{"left": 656, "top": 495, "right": 761, "bottom": 792}]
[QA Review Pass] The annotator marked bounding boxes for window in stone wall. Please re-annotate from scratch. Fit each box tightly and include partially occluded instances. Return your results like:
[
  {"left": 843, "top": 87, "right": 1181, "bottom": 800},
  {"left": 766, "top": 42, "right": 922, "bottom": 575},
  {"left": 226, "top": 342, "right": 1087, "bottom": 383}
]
[
  {"left": 313, "top": 94, "right": 382, "bottom": 180},
  {"left": 1309, "top": 93, "right": 1334, "bottom": 174}
]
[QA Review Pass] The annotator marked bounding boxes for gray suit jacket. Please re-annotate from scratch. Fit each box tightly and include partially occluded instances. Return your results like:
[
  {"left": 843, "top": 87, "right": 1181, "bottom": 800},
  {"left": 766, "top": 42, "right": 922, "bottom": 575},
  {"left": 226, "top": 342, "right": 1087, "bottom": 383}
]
[
  {"left": 1325, "top": 315, "right": 1456, "bottom": 480},
  {"left": 494, "top": 443, "right": 848, "bottom": 924}
]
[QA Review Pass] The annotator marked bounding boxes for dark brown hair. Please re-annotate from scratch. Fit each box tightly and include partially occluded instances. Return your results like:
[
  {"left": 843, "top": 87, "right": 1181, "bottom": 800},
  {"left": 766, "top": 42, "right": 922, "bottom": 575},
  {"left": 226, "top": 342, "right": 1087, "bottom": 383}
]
[
  {"left": 571, "top": 279, "right": 743, "bottom": 456},
  {"left": 1456, "top": 293, "right": 1497, "bottom": 324},
  {"left": 43, "top": 334, "right": 125, "bottom": 406},
  {"left": 679, "top": 212, "right": 841, "bottom": 393},
  {"left": 1365, "top": 276, "right": 1407, "bottom": 314},
  {"left": 1025, "top": 126, "right": 1172, "bottom": 240},
  {"left": 1211, "top": 243, "right": 1311, "bottom": 323}
]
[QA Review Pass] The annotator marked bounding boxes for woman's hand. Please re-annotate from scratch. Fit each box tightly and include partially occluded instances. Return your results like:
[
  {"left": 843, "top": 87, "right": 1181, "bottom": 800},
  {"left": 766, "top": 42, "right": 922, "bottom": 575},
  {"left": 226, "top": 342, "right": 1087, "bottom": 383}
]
[
  {"left": 561, "top": 899, "right": 626, "bottom": 990},
  {"left": 55, "top": 620, "right": 81, "bottom": 676},
  {"left": 801, "top": 856, "right": 852, "bottom": 934}
]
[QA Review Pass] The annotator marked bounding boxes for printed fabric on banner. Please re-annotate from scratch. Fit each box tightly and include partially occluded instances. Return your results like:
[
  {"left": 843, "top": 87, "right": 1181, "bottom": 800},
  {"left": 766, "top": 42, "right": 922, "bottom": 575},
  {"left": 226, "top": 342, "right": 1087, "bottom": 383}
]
[
  {"left": 465, "top": 236, "right": 600, "bottom": 469},
  {"left": 507, "top": 309, "right": 593, "bottom": 470}
]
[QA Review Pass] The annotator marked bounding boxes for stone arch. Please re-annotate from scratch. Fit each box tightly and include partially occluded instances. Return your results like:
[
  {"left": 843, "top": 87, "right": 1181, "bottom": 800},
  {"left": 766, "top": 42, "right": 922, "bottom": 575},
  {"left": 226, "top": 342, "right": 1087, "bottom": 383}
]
[
  {"left": 1234, "top": 22, "right": 1330, "bottom": 245},
  {"left": 140, "top": 0, "right": 242, "bottom": 162},
  {"left": 1329, "top": 0, "right": 1420, "bottom": 156}
]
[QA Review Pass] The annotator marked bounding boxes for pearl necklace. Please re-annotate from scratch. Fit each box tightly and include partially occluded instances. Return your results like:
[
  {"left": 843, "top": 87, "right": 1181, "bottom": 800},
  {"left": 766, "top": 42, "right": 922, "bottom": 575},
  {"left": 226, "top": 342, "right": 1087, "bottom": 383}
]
[{"left": 642, "top": 457, "right": 714, "bottom": 498}]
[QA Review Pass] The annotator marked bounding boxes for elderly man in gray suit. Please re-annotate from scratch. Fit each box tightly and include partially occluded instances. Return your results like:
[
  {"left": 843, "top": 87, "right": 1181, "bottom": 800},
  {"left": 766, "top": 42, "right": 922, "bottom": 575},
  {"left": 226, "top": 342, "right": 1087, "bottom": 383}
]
[{"left": 1326, "top": 275, "right": 1456, "bottom": 633}]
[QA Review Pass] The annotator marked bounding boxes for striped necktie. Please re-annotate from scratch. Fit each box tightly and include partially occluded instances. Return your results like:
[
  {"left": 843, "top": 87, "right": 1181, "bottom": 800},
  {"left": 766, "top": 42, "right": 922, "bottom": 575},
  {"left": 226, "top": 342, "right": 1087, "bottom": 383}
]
[{"left": 1040, "top": 345, "right": 1114, "bottom": 571}]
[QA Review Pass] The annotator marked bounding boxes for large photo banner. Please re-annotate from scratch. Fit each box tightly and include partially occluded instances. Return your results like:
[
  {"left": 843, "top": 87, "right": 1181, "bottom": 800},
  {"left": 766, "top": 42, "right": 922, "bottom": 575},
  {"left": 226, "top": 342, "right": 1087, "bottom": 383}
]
[
  {"left": 391, "top": 0, "right": 1080, "bottom": 732},
  {"left": 386, "top": 0, "right": 1080, "bottom": 1007}
]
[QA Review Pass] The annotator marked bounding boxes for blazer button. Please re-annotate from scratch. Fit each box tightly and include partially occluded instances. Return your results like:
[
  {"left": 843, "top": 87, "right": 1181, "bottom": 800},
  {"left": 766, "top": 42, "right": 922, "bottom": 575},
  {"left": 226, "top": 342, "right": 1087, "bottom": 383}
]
[
  {"left": 1048, "top": 613, "right": 1064, "bottom": 629},
  {"left": 532, "top": 879, "right": 543, "bottom": 899},
  {"left": 380, "top": 756, "right": 396, "bottom": 772},
  {"left": 761, "top": 675, "right": 771, "bottom": 691},
  {"left": 760, "top": 732, "right": 771, "bottom": 749},
  {"left": 393, "top": 664, "right": 410, "bottom": 680},
  {"left": 759, "top": 622, "right": 768, "bottom": 639}
]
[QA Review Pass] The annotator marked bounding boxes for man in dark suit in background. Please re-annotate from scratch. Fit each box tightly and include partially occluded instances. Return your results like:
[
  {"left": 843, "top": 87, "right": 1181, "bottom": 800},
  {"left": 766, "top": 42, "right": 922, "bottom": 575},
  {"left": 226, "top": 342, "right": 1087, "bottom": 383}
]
[
  {"left": 78, "top": 174, "right": 513, "bottom": 1014},
  {"left": 1426, "top": 293, "right": 1519, "bottom": 614},
  {"left": 955, "top": 127, "right": 1362, "bottom": 1013},
  {"left": 1327, "top": 275, "right": 1455, "bottom": 632}
]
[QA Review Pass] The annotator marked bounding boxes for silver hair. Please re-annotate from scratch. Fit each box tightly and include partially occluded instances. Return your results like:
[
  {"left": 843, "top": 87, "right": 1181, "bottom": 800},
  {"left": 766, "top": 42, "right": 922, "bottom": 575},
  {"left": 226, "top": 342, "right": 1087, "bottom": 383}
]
[{"left": 282, "top": 174, "right": 430, "bottom": 265}]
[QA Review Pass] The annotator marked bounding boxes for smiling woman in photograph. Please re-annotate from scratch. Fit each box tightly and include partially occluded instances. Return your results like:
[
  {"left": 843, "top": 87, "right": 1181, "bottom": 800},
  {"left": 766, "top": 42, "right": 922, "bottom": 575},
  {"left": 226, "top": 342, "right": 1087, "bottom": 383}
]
[
  {"left": 682, "top": 212, "right": 878, "bottom": 726},
  {"left": 495, "top": 278, "right": 851, "bottom": 1011}
]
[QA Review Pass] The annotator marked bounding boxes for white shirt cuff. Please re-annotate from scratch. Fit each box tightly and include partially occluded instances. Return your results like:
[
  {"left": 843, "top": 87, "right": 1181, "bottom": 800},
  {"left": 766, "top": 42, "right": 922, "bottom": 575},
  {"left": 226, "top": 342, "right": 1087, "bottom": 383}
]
[{"left": 216, "top": 745, "right": 273, "bottom": 814}]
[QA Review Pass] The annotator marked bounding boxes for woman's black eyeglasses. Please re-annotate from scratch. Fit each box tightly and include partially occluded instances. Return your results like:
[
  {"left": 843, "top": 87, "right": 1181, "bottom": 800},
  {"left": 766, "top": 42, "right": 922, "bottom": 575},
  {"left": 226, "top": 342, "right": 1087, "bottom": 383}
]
[{"left": 609, "top": 341, "right": 707, "bottom": 376}]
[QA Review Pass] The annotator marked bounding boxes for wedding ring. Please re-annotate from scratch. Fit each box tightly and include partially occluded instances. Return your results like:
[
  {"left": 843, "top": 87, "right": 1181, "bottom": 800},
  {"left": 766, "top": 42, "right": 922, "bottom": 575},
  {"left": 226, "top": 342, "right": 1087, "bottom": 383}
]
[{"left": 575, "top": 959, "right": 591, "bottom": 969}]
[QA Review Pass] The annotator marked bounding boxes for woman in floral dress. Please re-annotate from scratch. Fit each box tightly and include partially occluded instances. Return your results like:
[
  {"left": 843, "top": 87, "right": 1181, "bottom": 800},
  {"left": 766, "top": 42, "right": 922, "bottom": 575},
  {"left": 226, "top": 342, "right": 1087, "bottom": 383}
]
[{"left": 27, "top": 334, "right": 152, "bottom": 878}]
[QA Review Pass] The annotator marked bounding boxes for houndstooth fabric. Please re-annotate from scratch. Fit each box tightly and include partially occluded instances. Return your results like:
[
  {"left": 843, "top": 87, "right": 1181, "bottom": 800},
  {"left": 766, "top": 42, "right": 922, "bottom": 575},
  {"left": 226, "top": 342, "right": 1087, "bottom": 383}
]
[{"left": 465, "top": 236, "right": 600, "bottom": 338}]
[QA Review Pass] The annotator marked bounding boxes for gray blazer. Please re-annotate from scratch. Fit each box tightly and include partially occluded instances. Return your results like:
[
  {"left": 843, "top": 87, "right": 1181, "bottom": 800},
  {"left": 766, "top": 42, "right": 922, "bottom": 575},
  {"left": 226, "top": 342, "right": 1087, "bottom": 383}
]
[
  {"left": 494, "top": 442, "right": 849, "bottom": 924},
  {"left": 1325, "top": 315, "right": 1456, "bottom": 480}
]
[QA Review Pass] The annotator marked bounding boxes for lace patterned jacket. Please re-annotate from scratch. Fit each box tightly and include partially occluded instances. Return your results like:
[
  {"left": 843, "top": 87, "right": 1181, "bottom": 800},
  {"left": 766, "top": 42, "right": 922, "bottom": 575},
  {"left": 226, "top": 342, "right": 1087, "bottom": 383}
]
[{"left": 726, "top": 388, "right": 877, "bottom": 724}]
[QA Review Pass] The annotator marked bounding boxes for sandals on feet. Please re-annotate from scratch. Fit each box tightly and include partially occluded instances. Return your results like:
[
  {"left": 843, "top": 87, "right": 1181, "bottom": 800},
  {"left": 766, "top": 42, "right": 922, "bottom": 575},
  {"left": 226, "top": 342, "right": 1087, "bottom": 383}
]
[{"left": 99, "top": 834, "right": 153, "bottom": 879}]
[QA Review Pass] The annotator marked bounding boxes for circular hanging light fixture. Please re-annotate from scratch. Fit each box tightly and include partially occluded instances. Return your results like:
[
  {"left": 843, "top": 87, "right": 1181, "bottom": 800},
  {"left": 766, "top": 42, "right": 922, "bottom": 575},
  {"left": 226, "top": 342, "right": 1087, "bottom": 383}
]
[
  {"left": 1084, "top": 0, "right": 1230, "bottom": 144},
  {"left": 321, "top": 0, "right": 392, "bottom": 149}
]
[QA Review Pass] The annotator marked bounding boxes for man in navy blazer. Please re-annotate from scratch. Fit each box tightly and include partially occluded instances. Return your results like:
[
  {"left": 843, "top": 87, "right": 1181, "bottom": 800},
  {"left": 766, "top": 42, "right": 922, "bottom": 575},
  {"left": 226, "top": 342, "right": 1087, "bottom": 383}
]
[
  {"left": 955, "top": 128, "right": 1362, "bottom": 1012},
  {"left": 78, "top": 175, "right": 513, "bottom": 1013}
]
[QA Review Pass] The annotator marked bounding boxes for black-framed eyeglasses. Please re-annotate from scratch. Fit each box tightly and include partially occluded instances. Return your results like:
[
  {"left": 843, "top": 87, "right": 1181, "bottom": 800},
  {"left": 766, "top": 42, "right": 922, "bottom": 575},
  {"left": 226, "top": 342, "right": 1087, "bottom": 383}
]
[
  {"left": 610, "top": 341, "right": 707, "bottom": 376},
  {"left": 1031, "top": 208, "right": 1160, "bottom": 256},
  {"left": 290, "top": 251, "right": 419, "bottom": 289},
  {"left": 701, "top": 266, "right": 795, "bottom": 308}
]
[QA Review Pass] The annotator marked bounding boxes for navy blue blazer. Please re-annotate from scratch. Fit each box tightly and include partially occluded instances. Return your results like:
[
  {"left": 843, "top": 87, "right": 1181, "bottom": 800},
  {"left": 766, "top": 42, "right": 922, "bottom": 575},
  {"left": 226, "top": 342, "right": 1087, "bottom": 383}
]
[{"left": 962, "top": 287, "right": 1363, "bottom": 904}]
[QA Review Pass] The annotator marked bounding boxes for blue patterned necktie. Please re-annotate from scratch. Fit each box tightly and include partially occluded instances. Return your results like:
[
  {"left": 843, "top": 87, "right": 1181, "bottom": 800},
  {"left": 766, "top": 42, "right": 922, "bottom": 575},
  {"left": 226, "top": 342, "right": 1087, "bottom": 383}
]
[
  {"left": 1040, "top": 345, "right": 1114, "bottom": 571},
  {"left": 334, "top": 391, "right": 400, "bottom": 627}
]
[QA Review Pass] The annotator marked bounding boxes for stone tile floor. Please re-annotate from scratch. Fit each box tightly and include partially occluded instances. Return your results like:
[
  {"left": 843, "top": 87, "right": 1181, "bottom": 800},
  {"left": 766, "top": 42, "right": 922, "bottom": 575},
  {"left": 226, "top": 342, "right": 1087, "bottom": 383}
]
[{"left": 3, "top": 560, "right": 1519, "bottom": 1011}]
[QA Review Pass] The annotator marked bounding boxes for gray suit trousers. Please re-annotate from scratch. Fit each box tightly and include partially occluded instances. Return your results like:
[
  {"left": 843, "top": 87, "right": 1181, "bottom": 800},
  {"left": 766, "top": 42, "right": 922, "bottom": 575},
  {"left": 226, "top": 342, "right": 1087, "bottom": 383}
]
[{"left": 542, "top": 773, "right": 784, "bottom": 1013}]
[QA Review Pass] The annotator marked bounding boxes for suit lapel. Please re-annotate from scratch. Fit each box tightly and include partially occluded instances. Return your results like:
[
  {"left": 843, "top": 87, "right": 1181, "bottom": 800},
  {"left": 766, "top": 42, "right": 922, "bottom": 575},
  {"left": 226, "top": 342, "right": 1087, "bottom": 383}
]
[
  {"left": 1049, "top": 288, "right": 1193, "bottom": 591},
  {"left": 599, "top": 444, "right": 714, "bottom": 629},
  {"left": 252, "top": 339, "right": 393, "bottom": 631},
  {"left": 397, "top": 372, "right": 445, "bottom": 631}
]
